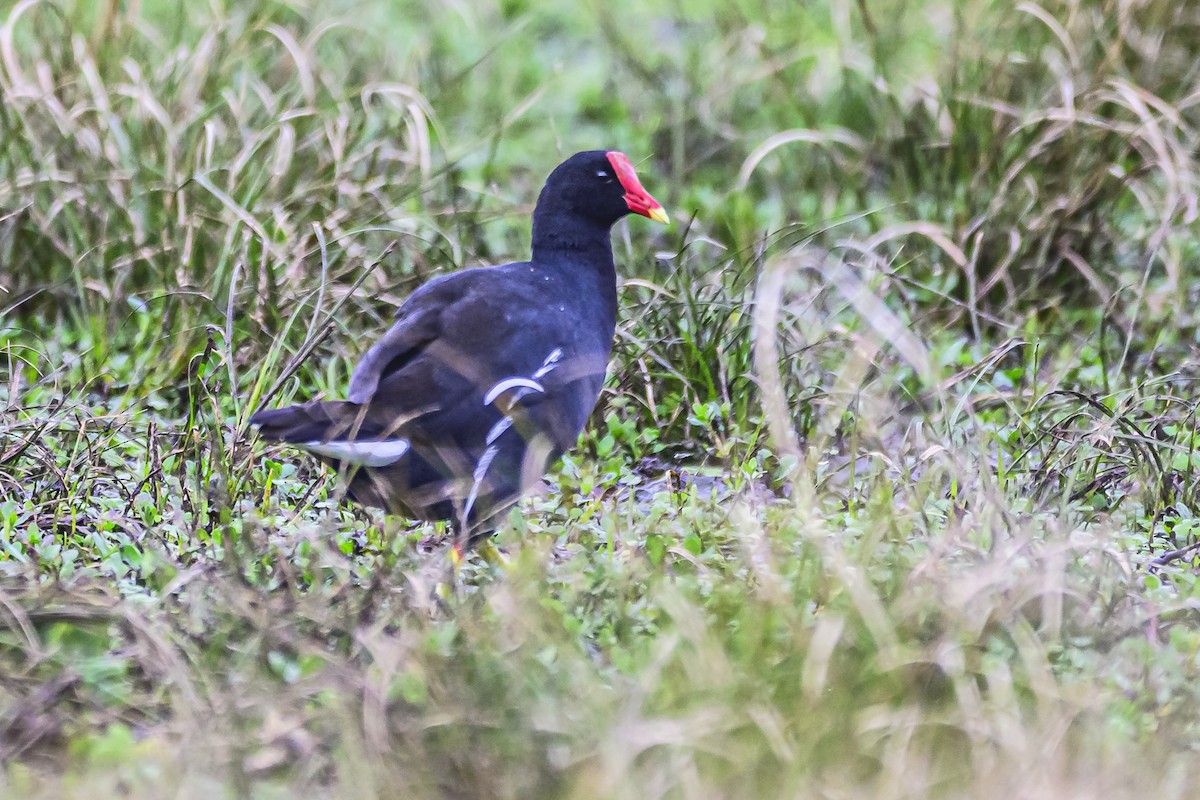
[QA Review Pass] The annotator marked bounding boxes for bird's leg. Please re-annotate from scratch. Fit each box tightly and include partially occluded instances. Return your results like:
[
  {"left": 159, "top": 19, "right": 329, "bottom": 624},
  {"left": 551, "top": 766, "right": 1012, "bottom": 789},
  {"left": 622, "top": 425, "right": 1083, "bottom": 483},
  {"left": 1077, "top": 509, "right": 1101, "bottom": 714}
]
[
  {"left": 463, "top": 521, "right": 508, "bottom": 568},
  {"left": 433, "top": 523, "right": 466, "bottom": 605},
  {"left": 432, "top": 525, "right": 507, "bottom": 605},
  {"left": 449, "top": 539, "right": 466, "bottom": 571},
  {"left": 475, "top": 537, "right": 505, "bottom": 567},
  {"left": 451, "top": 518, "right": 474, "bottom": 570}
]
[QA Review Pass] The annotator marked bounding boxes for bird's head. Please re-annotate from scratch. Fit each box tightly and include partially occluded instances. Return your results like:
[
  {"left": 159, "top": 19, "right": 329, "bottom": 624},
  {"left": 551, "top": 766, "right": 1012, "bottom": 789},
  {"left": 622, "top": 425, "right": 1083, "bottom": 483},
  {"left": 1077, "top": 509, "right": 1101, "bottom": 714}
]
[{"left": 537, "top": 150, "right": 670, "bottom": 228}]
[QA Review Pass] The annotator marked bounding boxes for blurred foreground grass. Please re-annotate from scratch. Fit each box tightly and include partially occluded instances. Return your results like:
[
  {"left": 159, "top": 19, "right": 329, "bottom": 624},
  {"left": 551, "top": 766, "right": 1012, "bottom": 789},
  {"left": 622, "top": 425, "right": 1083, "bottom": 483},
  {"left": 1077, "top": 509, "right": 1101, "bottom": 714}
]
[{"left": 3, "top": 0, "right": 1200, "bottom": 797}]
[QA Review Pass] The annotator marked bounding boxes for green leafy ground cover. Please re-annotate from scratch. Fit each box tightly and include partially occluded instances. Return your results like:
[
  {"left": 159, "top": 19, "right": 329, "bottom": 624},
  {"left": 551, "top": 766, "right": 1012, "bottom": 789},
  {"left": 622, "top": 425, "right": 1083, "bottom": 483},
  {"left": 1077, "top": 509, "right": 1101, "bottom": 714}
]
[{"left": 3, "top": 0, "right": 1200, "bottom": 796}]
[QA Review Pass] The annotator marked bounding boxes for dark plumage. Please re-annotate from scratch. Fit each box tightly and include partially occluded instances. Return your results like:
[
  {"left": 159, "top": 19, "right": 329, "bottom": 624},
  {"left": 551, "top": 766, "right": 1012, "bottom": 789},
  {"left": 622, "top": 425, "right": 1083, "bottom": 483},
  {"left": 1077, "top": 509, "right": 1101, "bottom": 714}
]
[{"left": 251, "top": 150, "right": 668, "bottom": 553}]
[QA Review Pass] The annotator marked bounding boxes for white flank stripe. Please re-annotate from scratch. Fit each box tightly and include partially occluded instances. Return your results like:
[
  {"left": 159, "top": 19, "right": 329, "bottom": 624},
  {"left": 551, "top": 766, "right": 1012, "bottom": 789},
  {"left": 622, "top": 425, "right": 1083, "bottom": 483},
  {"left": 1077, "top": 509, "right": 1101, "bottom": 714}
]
[
  {"left": 302, "top": 438, "right": 411, "bottom": 467},
  {"left": 486, "top": 416, "right": 513, "bottom": 445},
  {"left": 532, "top": 348, "right": 563, "bottom": 379},
  {"left": 483, "top": 377, "right": 544, "bottom": 406},
  {"left": 463, "top": 445, "right": 499, "bottom": 521}
]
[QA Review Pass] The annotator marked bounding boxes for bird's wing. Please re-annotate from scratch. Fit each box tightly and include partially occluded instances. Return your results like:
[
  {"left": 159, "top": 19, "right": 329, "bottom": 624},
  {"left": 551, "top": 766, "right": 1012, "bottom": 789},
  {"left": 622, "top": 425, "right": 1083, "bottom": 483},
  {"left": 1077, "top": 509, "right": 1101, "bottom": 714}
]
[
  {"left": 347, "top": 299, "right": 445, "bottom": 403},
  {"left": 347, "top": 267, "right": 533, "bottom": 406}
]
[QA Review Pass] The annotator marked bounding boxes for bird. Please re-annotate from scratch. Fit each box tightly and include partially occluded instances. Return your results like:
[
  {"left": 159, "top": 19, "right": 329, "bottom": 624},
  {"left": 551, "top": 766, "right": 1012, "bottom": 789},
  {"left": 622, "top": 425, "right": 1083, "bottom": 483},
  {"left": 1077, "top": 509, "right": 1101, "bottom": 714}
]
[{"left": 250, "top": 150, "right": 669, "bottom": 562}]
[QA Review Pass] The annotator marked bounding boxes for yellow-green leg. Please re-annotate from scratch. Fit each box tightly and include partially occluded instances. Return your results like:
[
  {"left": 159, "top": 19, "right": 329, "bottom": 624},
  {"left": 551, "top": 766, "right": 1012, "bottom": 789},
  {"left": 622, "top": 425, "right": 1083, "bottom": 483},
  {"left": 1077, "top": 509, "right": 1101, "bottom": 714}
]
[
  {"left": 475, "top": 538, "right": 506, "bottom": 567},
  {"left": 433, "top": 541, "right": 463, "bottom": 604},
  {"left": 432, "top": 533, "right": 506, "bottom": 605}
]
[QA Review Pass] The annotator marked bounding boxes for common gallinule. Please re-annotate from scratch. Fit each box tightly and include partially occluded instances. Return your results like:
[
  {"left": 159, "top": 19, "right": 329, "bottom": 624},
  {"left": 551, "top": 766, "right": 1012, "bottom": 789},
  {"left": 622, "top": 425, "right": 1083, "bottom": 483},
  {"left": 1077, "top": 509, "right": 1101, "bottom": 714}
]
[{"left": 251, "top": 150, "right": 668, "bottom": 559}]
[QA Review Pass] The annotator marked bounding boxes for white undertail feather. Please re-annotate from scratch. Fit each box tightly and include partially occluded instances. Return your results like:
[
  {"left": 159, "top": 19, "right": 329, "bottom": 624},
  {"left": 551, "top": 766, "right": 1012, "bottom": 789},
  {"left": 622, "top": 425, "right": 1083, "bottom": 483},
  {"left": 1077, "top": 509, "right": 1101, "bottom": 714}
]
[{"left": 301, "top": 438, "right": 411, "bottom": 467}]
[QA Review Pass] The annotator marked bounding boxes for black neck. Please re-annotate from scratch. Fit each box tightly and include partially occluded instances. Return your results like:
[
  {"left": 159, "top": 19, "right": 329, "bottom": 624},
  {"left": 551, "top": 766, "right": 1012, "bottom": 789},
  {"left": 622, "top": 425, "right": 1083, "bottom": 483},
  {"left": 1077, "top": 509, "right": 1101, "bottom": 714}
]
[
  {"left": 529, "top": 209, "right": 619, "bottom": 328},
  {"left": 530, "top": 209, "right": 615, "bottom": 267}
]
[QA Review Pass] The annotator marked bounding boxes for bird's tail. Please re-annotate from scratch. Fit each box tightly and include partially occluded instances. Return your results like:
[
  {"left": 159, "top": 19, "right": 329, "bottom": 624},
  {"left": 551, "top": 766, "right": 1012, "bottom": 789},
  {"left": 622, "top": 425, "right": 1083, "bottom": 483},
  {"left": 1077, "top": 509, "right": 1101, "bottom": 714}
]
[{"left": 249, "top": 400, "right": 379, "bottom": 444}]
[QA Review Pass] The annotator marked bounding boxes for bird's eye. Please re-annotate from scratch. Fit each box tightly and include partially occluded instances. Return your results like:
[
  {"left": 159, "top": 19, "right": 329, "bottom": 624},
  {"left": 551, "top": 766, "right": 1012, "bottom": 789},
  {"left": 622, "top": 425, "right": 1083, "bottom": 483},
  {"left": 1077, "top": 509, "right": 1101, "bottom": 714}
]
[{"left": 596, "top": 170, "right": 609, "bottom": 179}]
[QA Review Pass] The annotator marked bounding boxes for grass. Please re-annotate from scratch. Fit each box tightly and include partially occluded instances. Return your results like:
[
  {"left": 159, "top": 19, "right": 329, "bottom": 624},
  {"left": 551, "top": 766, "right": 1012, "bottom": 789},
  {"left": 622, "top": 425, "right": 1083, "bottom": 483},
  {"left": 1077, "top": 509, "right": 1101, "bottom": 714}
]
[{"left": 4, "top": 0, "right": 1200, "bottom": 796}]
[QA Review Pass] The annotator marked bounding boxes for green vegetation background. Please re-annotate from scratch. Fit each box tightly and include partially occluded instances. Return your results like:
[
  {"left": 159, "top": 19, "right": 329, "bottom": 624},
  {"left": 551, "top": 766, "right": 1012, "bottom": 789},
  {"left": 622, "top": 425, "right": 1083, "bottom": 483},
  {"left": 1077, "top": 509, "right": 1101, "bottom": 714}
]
[{"left": 3, "top": 0, "right": 1200, "bottom": 796}]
